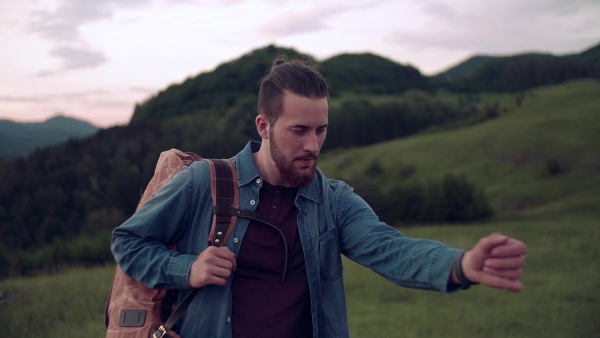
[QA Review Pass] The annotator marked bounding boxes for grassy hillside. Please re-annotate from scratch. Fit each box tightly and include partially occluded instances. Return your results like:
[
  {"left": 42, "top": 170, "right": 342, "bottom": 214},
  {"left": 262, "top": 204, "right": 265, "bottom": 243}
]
[
  {"left": 1, "top": 218, "right": 597, "bottom": 337},
  {"left": 319, "top": 79, "right": 600, "bottom": 219}
]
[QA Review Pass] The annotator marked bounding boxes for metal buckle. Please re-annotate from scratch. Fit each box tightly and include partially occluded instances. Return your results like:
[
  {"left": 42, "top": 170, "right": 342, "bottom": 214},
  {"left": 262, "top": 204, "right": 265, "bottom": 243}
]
[{"left": 152, "top": 326, "right": 168, "bottom": 338}]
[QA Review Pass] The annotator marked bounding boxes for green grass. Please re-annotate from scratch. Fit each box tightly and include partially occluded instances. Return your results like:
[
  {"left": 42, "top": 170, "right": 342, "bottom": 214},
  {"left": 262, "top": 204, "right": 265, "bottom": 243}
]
[
  {"left": 0, "top": 265, "right": 115, "bottom": 337},
  {"left": 344, "top": 217, "right": 600, "bottom": 338},
  {"left": 1, "top": 216, "right": 598, "bottom": 337}
]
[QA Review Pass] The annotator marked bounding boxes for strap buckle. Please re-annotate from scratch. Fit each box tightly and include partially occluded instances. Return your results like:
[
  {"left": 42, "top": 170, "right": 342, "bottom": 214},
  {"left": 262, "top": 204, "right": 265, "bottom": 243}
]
[{"left": 152, "top": 326, "right": 168, "bottom": 338}]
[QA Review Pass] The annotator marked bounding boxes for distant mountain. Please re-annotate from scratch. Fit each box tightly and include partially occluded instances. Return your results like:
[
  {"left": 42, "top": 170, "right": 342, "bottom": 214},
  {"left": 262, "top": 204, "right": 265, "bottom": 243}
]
[
  {"left": 320, "top": 53, "right": 427, "bottom": 95},
  {"left": 0, "top": 115, "right": 99, "bottom": 159},
  {"left": 434, "top": 41, "right": 600, "bottom": 92},
  {"left": 433, "top": 55, "right": 502, "bottom": 82}
]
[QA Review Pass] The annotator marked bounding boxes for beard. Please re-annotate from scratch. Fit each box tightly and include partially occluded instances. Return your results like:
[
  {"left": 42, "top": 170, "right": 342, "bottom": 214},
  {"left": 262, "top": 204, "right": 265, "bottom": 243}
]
[{"left": 269, "top": 129, "right": 318, "bottom": 188}]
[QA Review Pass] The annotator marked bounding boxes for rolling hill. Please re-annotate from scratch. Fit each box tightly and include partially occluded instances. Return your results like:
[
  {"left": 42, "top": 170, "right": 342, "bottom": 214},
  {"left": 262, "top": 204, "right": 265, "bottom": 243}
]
[
  {"left": 0, "top": 115, "right": 99, "bottom": 159},
  {"left": 434, "top": 41, "right": 600, "bottom": 92},
  {"left": 319, "top": 79, "right": 600, "bottom": 219}
]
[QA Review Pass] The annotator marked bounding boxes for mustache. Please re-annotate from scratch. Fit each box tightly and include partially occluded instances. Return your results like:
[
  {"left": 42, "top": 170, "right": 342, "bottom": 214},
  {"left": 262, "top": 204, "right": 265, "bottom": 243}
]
[{"left": 296, "top": 153, "right": 318, "bottom": 161}]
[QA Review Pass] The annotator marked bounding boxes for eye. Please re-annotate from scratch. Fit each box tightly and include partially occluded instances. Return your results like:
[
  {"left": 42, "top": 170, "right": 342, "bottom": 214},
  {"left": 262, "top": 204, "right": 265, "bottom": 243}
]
[
  {"left": 317, "top": 127, "right": 327, "bottom": 135},
  {"left": 291, "top": 128, "right": 306, "bottom": 135}
]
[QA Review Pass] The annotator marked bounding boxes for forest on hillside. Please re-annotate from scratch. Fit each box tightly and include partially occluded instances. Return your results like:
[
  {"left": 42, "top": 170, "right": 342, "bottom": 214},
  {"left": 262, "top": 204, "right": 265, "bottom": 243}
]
[{"left": 0, "top": 43, "right": 598, "bottom": 278}]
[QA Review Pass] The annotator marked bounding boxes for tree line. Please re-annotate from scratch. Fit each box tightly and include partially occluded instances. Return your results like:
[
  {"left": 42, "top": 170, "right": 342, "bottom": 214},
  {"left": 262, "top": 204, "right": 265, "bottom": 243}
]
[{"left": 0, "top": 91, "right": 506, "bottom": 278}]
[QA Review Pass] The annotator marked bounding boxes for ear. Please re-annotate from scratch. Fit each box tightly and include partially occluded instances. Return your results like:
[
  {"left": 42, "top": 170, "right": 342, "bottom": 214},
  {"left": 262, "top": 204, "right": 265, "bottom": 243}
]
[{"left": 255, "top": 114, "right": 270, "bottom": 140}]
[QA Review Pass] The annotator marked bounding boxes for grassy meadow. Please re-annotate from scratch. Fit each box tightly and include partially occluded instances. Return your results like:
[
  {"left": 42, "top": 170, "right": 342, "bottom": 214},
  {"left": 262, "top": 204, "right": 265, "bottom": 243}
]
[{"left": 1, "top": 80, "right": 598, "bottom": 337}]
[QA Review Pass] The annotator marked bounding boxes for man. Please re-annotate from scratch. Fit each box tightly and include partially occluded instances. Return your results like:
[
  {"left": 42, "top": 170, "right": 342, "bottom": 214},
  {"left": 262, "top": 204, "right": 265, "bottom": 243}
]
[{"left": 112, "top": 58, "right": 527, "bottom": 338}]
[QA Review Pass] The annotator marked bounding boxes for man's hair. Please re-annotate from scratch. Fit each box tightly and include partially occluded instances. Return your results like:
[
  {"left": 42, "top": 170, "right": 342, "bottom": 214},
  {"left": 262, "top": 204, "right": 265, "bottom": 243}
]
[{"left": 257, "top": 56, "right": 330, "bottom": 125}]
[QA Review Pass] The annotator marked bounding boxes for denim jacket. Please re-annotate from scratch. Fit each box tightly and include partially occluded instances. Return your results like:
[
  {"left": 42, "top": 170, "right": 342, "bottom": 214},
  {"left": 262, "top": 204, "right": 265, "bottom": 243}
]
[{"left": 112, "top": 141, "right": 465, "bottom": 338}]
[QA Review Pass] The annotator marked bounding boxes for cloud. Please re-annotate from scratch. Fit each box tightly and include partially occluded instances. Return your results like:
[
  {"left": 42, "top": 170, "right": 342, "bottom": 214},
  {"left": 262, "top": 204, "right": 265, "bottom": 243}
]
[
  {"left": 389, "top": 0, "right": 600, "bottom": 54},
  {"left": 0, "top": 90, "right": 109, "bottom": 103},
  {"left": 129, "top": 86, "right": 157, "bottom": 93},
  {"left": 55, "top": 45, "right": 107, "bottom": 67},
  {"left": 27, "top": 0, "right": 152, "bottom": 74},
  {"left": 0, "top": 95, "right": 43, "bottom": 103},
  {"left": 257, "top": 1, "right": 379, "bottom": 39}
]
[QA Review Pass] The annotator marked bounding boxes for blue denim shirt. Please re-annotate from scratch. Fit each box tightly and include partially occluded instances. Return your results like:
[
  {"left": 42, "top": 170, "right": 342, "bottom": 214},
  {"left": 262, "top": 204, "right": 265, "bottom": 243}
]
[{"left": 112, "top": 141, "right": 464, "bottom": 338}]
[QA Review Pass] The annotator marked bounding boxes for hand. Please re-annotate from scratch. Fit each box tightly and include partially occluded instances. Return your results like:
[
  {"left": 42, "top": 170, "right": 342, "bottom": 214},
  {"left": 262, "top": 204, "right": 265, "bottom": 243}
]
[
  {"left": 462, "top": 233, "right": 527, "bottom": 292},
  {"left": 189, "top": 246, "right": 237, "bottom": 288}
]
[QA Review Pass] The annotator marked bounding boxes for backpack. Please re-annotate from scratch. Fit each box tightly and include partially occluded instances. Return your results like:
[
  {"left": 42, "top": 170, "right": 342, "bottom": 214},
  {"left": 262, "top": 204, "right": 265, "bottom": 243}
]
[{"left": 105, "top": 149, "right": 250, "bottom": 338}]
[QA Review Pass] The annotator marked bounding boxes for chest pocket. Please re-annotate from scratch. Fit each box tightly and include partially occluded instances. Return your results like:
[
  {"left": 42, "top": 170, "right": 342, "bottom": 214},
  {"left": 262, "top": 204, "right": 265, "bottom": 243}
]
[{"left": 319, "top": 227, "right": 343, "bottom": 280}]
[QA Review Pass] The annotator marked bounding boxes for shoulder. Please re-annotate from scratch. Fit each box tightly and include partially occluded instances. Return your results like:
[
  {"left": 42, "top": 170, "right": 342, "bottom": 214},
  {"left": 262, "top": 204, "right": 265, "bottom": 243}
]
[{"left": 316, "top": 169, "right": 355, "bottom": 201}]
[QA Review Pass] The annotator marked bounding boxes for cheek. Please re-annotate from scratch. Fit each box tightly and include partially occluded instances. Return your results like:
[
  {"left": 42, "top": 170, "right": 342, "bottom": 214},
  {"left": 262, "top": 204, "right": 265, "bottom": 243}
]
[{"left": 318, "top": 133, "right": 327, "bottom": 148}]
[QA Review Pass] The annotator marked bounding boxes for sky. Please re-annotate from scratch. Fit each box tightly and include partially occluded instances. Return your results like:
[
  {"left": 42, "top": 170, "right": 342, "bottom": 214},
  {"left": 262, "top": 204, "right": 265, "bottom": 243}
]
[{"left": 1, "top": 0, "right": 599, "bottom": 128}]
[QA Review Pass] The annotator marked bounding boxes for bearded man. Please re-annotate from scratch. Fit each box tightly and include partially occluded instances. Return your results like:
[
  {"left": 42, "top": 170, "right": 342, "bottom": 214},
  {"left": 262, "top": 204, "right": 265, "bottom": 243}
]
[{"left": 112, "top": 57, "right": 527, "bottom": 338}]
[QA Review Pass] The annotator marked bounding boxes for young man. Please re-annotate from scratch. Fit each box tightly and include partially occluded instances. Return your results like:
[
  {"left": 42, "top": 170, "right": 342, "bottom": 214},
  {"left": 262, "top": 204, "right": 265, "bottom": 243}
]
[{"left": 112, "top": 58, "right": 527, "bottom": 338}]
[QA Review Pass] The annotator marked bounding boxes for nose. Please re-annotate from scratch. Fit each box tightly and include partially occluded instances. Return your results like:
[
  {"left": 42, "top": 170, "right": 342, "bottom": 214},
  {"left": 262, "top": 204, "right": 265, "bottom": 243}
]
[{"left": 304, "top": 132, "right": 320, "bottom": 155}]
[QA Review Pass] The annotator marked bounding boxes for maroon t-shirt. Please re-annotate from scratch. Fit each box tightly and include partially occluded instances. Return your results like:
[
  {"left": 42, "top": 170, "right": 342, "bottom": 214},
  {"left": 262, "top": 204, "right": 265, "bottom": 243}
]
[{"left": 231, "top": 180, "right": 313, "bottom": 338}]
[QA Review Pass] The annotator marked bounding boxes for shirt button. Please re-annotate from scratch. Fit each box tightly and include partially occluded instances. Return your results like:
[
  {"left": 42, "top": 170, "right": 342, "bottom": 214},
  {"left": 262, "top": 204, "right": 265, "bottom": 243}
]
[
  {"left": 227, "top": 317, "right": 231, "bottom": 323},
  {"left": 256, "top": 178, "right": 261, "bottom": 184},
  {"left": 250, "top": 200, "right": 256, "bottom": 205},
  {"left": 233, "top": 238, "right": 239, "bottom": 243}
]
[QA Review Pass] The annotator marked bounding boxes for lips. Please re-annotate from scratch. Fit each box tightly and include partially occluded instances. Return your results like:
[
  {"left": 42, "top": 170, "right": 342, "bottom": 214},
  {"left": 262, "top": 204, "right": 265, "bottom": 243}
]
[{"left": 296, "top": 156, "right": 317, "bottom": 167}]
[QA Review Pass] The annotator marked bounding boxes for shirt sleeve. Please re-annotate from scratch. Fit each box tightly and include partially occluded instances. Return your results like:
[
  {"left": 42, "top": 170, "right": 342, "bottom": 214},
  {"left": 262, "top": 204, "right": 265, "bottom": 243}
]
[
  {"left": 111, "top": 165, "right": 199, "bottom": 290},
  {"left": 333, "top": 182, "right": 466, "bottom": 293}
]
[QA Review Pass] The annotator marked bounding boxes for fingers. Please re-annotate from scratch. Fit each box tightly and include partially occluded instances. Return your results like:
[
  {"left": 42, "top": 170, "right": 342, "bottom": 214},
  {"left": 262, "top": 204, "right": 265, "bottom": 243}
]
[
  {"left": 490, "top": 238, "right": 528, "bottom": 257},
  {"left": 484, "top": 255, "right": 526, "bottom": 270},
  {"left": 483, "top": 266, "right": 523, "bottom": 279},
  {"left": 474, "top": 233, "right": 510, "bottom": 254},
  {"left": 478, "top": 273, "right": 524, "bottom": 292},
  {"left": 189, "top": 247, "right": 237, "bottom": 288},
  {"left": 208, "top": 246, "right": 237, "bottom": 271},
  {"left": 466, "top": 233, "right": 527, "bottom": 292}
]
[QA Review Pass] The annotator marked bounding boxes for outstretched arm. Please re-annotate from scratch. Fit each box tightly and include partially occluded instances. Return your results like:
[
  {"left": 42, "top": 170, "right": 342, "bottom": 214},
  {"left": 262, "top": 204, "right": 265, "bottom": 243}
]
[{"left": 453, "top": 233, "right": 527, "bottom": 292}]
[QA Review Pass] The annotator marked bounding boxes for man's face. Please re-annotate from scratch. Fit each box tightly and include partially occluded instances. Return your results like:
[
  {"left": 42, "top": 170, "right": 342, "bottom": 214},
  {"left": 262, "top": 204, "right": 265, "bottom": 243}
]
[{"left": 267, "top": 91, "right": 328, "bottom": 188}]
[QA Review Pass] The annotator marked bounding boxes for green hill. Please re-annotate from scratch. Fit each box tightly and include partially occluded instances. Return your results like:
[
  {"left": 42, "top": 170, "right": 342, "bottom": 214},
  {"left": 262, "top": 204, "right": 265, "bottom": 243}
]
[
  {"left": 130, "top": 45, "right": 313, "bottom": 123},
  {"left": 319, "top": 79, "right": 600, "bottom": 220},
  {"left": 433, "top": 55, "right": 502, "bottom": 82},
  {"left": 321, "top": 53, "right": 427, "bottom": 95},
  {"left": 435, "top": 42, "right": 600, "bottom": 92}
]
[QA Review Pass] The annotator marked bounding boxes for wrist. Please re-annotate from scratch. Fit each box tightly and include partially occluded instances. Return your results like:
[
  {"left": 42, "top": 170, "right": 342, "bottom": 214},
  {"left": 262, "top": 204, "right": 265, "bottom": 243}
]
[{"left": 452, "top": 250, "right": 478, "bottom": 285}]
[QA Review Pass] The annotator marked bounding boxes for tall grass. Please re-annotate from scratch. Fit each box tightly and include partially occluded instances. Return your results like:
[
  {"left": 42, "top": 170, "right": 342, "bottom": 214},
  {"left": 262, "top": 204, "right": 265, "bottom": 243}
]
[
  {"left": 344, "top": 217, "right": 600, "bottom": 337},
  {"left": 0, "top": 265, "right": 115, "bottom": 337},
  {"left": 1, "top": 216, "right": 597, "bottom": 337}
]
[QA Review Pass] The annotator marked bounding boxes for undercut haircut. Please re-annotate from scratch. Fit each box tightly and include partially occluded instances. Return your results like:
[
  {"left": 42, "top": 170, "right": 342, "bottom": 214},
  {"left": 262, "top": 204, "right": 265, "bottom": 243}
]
[{"left": 257, "top": 56, "right": 330, "bottom": 125}]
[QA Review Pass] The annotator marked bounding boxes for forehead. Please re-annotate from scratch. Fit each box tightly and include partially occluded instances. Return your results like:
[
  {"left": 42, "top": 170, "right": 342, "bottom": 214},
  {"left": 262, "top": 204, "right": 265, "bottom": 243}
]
[{"left": 278, "top": 91, "right": 328, "bottom": 126}]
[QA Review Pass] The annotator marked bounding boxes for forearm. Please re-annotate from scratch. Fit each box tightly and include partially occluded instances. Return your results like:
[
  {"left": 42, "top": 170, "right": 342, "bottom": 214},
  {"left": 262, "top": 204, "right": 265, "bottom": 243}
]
[
  {"left": 111, "top": 166, "right": 196, "bottom": 289},
  {"left": 112, "top": 229, "right": 197, "bottom": 289}
]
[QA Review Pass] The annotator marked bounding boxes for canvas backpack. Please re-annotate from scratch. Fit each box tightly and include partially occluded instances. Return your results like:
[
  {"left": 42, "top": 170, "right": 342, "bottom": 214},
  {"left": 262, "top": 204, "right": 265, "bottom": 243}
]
[{"left": 104, "top": 149, "right": 281, "bottom": 338}]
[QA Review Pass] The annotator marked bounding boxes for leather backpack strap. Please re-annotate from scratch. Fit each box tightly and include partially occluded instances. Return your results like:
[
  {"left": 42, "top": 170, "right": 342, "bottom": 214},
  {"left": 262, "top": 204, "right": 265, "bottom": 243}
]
[
  {"left": 207, "top": 159, "right": 239, "bottom": 247},
  {"left": 153, "top": 159, "right": 237, "bottom": 338}
]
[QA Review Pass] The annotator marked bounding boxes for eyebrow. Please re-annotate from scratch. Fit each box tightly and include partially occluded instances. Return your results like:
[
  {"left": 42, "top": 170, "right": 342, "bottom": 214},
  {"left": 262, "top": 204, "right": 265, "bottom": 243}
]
[{"left": 290, "top": 124, "right": 328, "bottom": 129}]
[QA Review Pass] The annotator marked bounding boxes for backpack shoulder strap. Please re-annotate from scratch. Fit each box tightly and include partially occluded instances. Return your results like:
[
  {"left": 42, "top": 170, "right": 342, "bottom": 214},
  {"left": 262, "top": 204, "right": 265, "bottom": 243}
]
[
  {"left": 205, "top": 159, "right": 238, "bottom": 247},
  {"left": 153, "top": 158, "right": 237, "bottom": 338}
]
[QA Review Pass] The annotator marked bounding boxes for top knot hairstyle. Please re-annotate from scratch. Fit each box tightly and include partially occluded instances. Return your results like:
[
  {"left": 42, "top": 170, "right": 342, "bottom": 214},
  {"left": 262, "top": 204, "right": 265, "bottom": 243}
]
[{"left": 258, "top": 56, "right": 330, "bottom": 125}]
